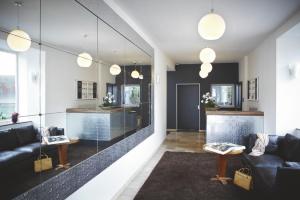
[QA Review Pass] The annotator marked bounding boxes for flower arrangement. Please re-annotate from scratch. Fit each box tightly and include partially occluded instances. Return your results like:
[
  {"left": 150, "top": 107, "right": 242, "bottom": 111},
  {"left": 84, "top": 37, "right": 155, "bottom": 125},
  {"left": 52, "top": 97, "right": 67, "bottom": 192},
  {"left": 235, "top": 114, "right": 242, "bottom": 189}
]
[
  {"left": 201, "top": 92, "right": 217, "bottom": 108},
  {"left": 102, "top": 92, "right": 116, "bottom": 107}
]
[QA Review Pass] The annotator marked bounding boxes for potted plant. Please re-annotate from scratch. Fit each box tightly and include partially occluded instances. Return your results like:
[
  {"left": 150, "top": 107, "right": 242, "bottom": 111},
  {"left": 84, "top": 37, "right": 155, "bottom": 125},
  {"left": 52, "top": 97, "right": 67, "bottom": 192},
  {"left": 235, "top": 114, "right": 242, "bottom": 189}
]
[
  {"left": 100, "top": 92, "right": 117, "bottom": 109},
  {"left": 201, "top": 92, "right": 218, "bottom": 111}
]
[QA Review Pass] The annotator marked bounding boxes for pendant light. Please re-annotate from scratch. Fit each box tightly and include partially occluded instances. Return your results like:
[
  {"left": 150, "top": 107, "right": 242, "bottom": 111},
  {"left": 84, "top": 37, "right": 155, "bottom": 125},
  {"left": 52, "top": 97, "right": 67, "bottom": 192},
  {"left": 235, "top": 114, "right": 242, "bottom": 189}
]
[
  {"left": 138, "top": 74, "right": 144, "bottom": 79},
  {"left": 199, "top": 70, "right": 208, "bottom": 79},
  {"left": 110, "top": 64, "right": 121, "bottom": 75},
  {"left": 77, "top": 35, "right": 92, "bottom": 68},
  {"left": 199, "top": 48, "right": 216, "bottom": 63},
  {"left": 198, "top": 0, "right": 226, "bottom": 40},
  {"left": 201, "top": 63, "right": 213, "bottom": 73},
  {"left": 7, "top": 1, "right": 31, "bottom": 52},
  {"left": 131, "top": 70, "right": 139, "bottom": 79}
]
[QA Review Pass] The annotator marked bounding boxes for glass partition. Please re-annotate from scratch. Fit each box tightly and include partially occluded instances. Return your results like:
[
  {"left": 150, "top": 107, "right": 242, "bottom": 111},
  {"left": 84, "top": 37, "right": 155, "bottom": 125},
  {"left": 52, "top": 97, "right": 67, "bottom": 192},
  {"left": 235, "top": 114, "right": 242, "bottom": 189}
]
[{"left": 0, "top": 0, "right": 152, "bottom": 199}]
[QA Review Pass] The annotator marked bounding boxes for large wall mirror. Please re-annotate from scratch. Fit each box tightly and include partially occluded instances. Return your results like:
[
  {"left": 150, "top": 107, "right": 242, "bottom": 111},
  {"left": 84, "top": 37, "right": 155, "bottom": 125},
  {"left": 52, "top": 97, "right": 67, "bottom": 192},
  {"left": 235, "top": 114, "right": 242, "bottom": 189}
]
[{"left": 0, "top": 0, "right": 153, "bottom": 199}]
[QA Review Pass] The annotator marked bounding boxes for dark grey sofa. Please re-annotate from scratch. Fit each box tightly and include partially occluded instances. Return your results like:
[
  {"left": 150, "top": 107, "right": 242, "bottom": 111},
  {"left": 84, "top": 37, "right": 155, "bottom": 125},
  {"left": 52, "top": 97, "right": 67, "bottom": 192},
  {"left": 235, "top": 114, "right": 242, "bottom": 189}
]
[
  {"left": 243, "top": 133, "right": 300, "bottom": 199},
  {"left": 0, "top": 121, "right": 57, "bottom": 180}
]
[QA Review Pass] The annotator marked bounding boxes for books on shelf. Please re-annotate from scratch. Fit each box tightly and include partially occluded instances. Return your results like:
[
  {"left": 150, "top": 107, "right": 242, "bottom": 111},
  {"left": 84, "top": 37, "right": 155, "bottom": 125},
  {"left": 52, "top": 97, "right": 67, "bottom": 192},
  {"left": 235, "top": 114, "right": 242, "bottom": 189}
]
[
  {"left": 44, "top": 135, "right": 70, "bottom": 145},
  {"left": 203, "top": 142, "right": 245, "bottom": 155}
]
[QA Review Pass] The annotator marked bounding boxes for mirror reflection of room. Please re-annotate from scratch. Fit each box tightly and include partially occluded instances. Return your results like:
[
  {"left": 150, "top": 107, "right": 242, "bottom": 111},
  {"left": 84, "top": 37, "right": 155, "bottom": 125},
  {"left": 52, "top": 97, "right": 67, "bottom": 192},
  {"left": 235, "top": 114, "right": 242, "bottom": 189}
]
[{"left": 0, "top": 0, "right": 152, "bottom": 199}]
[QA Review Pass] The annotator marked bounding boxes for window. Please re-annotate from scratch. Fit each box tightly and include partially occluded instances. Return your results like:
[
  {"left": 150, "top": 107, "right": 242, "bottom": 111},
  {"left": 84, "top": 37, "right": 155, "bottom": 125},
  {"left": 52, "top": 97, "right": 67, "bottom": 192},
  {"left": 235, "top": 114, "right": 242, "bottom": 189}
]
[
  {"left": 0, "top": 50, "right": 17, "bottom": 120},
  {"left": 211, "top": 84, "right": 235, "bottom": 108}
]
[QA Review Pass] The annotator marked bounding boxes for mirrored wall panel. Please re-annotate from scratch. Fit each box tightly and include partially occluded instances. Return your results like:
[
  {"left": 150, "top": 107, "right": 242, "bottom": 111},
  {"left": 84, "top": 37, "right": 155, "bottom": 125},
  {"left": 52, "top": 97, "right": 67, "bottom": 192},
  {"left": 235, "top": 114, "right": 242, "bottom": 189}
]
[{"left": 0, "top": 0, "right": 153, "bottom": 199}]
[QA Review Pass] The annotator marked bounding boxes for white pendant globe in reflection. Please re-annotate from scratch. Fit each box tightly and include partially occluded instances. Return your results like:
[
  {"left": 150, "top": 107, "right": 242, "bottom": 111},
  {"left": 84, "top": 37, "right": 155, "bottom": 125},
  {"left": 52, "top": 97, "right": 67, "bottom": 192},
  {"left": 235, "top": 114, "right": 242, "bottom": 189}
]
[
  {"left": 199, "top": 70, "right": 208, "bottom": 78},
  {"left": 198, "top": 13, "right": 226, "bottom": 40},
  {"left": 7, "top": 29, "right": 31, "bottom": 52},
  {"left": 138, "top": 74, "right": 144, "bottom": 79},
  {"left": 131, "top": 70, "right": 139, "bottom": 79},
  {"left": 199, "top": 48, "right": 216, "bottom": 63},
  {"left": 201, "top": 63, "right": 213, "bottom": 73},
  {"left": 77, "top": 52, "right": 93, "bottom": 68},
  {"left": 110, "top": 64, "right": 121, "bottom": 75}
]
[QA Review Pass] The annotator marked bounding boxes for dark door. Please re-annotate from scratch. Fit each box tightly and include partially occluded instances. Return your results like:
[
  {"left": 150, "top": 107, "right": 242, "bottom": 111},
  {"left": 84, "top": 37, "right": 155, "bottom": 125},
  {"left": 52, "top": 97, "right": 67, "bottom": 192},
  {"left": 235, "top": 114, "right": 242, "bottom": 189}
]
[{"left": 177, "top": 84, "right": 200, "bottom": 130}]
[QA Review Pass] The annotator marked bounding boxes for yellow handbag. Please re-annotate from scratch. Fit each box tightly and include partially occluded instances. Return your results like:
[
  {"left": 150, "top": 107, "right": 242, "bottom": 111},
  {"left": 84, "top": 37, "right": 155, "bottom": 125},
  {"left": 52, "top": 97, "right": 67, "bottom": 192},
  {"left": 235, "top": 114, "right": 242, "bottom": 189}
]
[
  {"left": 34, "top": 154, "right": 53, "bottom": 172},
  {"left": 233, "top": 168, "right": 252, "bottom": 191}
]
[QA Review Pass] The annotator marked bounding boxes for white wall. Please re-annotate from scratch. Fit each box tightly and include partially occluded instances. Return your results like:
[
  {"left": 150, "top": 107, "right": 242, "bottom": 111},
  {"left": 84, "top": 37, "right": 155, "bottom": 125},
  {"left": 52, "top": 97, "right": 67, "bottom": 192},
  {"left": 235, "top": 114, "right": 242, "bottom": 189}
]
[
  {"left": 67, "top": 0, "right": 175, "bottom": 199},
  {"left": 239, "top": 10, "right": 300, "bottom": 133},
  {"left": 276, "top": 35, "right": 300, "bottom": 134}
]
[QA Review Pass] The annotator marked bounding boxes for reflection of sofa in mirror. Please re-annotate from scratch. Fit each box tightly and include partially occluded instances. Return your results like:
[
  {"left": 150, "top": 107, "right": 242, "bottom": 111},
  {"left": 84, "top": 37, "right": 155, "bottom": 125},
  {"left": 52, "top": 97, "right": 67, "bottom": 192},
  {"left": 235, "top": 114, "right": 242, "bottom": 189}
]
[
  {"left": 66, "top": 107, "right": 137, "bottom": 141},
  {"left": 0, "top": 122, "right": 58, "bottom": 180}
]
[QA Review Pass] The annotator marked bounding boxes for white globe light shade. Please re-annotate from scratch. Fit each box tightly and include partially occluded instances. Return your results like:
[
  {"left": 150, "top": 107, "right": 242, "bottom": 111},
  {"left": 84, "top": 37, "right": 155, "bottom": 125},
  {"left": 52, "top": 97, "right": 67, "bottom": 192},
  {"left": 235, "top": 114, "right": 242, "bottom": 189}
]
[
  {"left": 199, "top": 70, "right": 208, "bottom": 78},
  {"left": 7, "top": 29, "right": 31, "bottom": 52},
  {"left": 138, "top": 74, "right": 144, "bottom": 79},
  {"left": 199, "top": 48, "right": 216, "bottom": 63},
  {"left": 110, "top": 64, "right": 121, "bottom": 75},
  {"left": 201, "top": 63, "right": 213, "bottom": 73},
  {"left": 198, "top": 13, "right": 226, "bottom": 40},
  {"left": 131, "top": 70, "right": 139, "bottom": 79},
  {"left": 77, "top": 52, "right": 93, "bottom": 67}
]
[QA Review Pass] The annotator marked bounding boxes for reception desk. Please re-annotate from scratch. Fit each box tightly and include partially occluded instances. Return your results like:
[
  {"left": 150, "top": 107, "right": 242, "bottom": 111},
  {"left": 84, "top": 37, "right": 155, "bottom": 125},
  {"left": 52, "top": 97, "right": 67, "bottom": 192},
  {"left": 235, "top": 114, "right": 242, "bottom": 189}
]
[
  {"left": 66, "top": 107, "right": 137, "bottom": 141},
  {"left": 206, "top": 111, "right": 264, "bottom": 145}
]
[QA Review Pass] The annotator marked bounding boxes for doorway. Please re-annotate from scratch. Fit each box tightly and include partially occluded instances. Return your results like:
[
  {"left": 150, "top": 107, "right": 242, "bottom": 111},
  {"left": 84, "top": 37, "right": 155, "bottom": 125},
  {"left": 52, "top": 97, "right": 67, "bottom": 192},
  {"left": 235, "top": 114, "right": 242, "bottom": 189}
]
[{"left": 176, "top": 83, "right": 200, "bottom": 131}]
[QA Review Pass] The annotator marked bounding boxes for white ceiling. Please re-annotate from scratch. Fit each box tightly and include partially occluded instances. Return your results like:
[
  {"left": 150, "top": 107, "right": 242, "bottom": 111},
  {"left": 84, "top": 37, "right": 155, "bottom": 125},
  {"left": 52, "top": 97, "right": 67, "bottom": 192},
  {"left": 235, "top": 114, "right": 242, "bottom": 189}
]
[{"left": 113, "top": 0, "right": 300, "bottom": 64}]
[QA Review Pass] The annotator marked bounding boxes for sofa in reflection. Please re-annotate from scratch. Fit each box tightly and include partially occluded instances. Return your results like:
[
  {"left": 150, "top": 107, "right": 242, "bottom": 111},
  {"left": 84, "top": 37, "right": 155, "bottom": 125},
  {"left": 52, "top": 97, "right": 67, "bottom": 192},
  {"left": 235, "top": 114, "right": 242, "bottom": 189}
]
[
  {"left": 242, "top": 133, "right": 300, "bottom": 199},
  {"left": 0, "top": 122, "right": 57, "bottom": 181}
]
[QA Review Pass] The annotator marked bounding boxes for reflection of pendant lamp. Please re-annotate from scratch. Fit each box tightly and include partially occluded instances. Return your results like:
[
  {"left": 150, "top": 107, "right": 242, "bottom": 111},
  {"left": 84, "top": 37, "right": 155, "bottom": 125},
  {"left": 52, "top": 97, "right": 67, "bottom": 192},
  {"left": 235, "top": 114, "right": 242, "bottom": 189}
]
[
  {"left": 7, "top": 1, "right": 31, "bottom": 52},
  {"left": 199, "top": 48, "right": 216, "bottom": 63},
  {"left": 77, "top": 52, "right": 93, "bottom": 68},
  {"left": 110, "top": 64, "right": 121, "bottom": 75},
  {"left": 131, "top": 69, "right": 139, "bottom": 79},
  {"left": 199, "top": 70, "right": 208, "bottom": 78},
  {"left": 138, "top": 74, "right": 144, "bottom": 79},
  {"left": 198, "top": 0, "right": 226, "bottom": 40},
  {"left": 201, "top": 63, "right": 213, "bottom": 73}
]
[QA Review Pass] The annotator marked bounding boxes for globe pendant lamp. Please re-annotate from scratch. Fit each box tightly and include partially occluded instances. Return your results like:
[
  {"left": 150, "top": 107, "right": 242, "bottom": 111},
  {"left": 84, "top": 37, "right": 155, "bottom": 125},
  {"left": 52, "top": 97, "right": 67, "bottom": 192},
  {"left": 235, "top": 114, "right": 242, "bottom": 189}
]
[
  {"left": 77, "top": 52, "right": 93, "bottom": 68},
  {"left": 138, "top": 74, "right": 144, "bottom": 79},
  {"left": 199, "top": 70, "right": 208, "bottom": 79},
  {"left": 7, "top": 1, "right": 31, "bottom": 52},
  {"left": 199, "top": 48, "right": 216, "bottom": 63},
  {"left": 201, "top": 63, "right": 213, "bottom": 73},
  {"left": 7, "top": 29, "right": 31, "bottom": 52},
  {"left": 110, "top": 64, "right": 121, "bottom": 75},
  {"left": 131, "top": 69, "right": 139, "bottom": 79}
]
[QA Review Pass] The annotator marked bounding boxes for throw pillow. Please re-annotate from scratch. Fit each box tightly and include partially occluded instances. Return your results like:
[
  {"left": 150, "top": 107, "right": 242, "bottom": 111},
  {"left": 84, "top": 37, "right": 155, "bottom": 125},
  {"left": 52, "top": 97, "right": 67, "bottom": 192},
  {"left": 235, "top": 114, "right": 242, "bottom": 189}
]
[
  {"left": 281, "top": 134, "right": 300, "bottom": 162},
  {"left": 13, "top": 125, "right": 38, "bottom": 146}
]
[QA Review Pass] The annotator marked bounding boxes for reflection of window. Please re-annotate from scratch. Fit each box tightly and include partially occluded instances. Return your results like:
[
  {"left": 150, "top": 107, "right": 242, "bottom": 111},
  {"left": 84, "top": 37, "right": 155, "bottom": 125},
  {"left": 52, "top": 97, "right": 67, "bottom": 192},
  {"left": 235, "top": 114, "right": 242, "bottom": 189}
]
[
  {"left": 0, "top": 51, "right": 17, "bottom": 120},
  {"left": 122, "top": 85, "right": 140, "bottom": 107},
  {"left": 211, "top": 84, "right": 235, "bottom": 108}
]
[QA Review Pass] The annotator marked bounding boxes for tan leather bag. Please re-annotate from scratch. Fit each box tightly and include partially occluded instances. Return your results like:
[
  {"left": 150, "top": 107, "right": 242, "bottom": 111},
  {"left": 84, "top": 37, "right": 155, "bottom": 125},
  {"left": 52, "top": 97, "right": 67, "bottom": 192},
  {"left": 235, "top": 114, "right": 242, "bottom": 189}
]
[
  {"left": 233, "top": 168, "right": 252, "bottom": 190},
  {"left": 34, "top": 154, "right": 53, "bottom": 172}
]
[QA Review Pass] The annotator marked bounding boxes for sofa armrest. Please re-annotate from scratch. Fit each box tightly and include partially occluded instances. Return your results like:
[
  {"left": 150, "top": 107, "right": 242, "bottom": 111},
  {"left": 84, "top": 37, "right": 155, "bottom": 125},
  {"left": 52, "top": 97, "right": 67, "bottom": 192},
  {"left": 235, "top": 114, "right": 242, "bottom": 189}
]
[{"left": 275, "top": 167, "right": 300, "bottom": 198}]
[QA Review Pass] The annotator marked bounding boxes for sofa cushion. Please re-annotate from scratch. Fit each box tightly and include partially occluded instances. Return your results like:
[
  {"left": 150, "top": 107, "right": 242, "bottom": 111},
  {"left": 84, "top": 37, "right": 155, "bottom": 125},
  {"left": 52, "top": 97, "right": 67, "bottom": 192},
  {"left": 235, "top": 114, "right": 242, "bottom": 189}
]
[
  {"left": 255, "top": 167, "right": 277, "bottom": 191},
  {"left": 243, "top": 153, "right": 284, "bottom": 168},
  {"left": 0, "top": 129, "right": 19, "bottom": 151},
  {"left": 280, "top": 134, "right": 300, "bottom": 161},
  {"left": 246, "top": 134, "right": 281, "bottom": 154},
  {"left": 14, "top": 142, "right": 42, "bottom": 154},
  {"left": 13, "top": 125, "right": 38, "bottom": 146},
  {"left": 0, "top": 150, "right": 31, "bottom": 169}
]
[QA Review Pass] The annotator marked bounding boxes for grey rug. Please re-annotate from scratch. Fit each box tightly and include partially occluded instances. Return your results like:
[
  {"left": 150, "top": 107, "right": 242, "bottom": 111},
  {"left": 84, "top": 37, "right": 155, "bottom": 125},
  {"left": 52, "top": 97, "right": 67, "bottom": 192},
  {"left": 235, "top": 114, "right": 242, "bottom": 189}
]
[{"left": 134, "top": 151, "right": 258, "bottom": 200}]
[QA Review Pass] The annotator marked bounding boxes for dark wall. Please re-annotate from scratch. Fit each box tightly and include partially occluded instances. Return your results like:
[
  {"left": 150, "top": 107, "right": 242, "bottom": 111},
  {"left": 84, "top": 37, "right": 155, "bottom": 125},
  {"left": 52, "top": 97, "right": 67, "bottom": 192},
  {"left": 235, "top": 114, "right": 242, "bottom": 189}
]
[{"left": 167, "top": 63, "right": 239, "bottom": 130}]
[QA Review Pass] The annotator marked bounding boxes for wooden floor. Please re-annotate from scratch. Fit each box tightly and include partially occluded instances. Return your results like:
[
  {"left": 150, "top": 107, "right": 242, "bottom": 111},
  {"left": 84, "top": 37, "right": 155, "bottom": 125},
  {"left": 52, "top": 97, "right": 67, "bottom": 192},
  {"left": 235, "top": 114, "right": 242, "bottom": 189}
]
[{"left": 116, "top": 131, "right": 205, "bottom": 200}]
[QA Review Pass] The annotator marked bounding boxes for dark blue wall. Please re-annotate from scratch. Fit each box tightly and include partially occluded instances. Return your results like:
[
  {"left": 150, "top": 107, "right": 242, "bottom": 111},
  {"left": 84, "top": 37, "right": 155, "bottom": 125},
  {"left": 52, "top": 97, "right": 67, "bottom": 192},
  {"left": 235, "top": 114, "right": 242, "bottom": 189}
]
[{"left": 167, "top": 63, "right": 239, "bottom": 130}]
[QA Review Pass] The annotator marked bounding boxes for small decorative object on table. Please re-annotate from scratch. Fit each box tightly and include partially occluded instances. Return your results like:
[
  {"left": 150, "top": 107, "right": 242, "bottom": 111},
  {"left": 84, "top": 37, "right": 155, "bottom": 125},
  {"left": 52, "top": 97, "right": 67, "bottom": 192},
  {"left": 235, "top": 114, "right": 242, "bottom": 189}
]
[
  {"left": 11, "top": 112, "right": 19, "bottom": 123},
  {"left": 201, "top": 92, "right": 218, "bottom": 111},
  {"left": 100, "top": 92, "right": 116, "bottom": 109},
  {"left": 203, "top": 142, "right": 246, "bottom": 184}
]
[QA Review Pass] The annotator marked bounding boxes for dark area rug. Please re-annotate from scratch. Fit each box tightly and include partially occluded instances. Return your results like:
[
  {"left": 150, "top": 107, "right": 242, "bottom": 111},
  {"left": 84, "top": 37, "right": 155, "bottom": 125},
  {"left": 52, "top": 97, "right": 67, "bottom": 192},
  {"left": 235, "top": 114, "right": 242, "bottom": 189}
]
[{"left": 134, "top": 151, "right": 259, "bottom": 200}]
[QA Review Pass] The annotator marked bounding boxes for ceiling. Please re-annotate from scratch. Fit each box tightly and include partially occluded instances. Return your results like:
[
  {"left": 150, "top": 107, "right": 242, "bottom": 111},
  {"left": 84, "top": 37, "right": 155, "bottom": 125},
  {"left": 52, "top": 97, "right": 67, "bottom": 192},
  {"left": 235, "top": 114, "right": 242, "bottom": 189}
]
[{"left": 113, "top": 0, "right": 300, "bottom": 64}]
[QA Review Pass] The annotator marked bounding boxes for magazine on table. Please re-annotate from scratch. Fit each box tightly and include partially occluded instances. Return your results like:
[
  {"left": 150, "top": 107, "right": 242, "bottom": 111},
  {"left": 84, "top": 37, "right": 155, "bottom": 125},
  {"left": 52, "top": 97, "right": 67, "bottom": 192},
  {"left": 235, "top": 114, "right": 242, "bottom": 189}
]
[
  {"left": 203, "top": 142, "right": 245, "bottom": 155},
  {"left": 44, "top": 135, "right": 70, "bottom": 145}
]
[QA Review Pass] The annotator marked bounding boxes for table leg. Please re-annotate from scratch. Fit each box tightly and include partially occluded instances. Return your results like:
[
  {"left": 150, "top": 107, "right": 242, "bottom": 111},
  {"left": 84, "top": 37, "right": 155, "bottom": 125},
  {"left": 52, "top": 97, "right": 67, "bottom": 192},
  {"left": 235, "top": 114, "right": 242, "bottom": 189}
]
[
  {"left": 210, "top": 155, "right": 232, "bottom": 184},
  {"left": 56, "top": 144, "right": 70, "bottom": 170}
]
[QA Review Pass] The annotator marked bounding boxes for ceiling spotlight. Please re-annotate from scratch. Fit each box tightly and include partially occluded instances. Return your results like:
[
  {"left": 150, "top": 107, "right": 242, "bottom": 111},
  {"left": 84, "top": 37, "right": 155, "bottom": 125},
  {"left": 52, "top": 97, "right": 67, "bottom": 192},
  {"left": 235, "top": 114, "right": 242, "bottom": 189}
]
[
  {"left": 110, "top": 64, "right": 121, "bottom": 75},
  {"left": 77, "top": 52, "right": 93, "bottom": 68},
  {"left": 201, "top": 63, "right": 213, "bottom": 73},
  {"left": 199, "top": 48, "right": 216, "bottom": 63}
]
